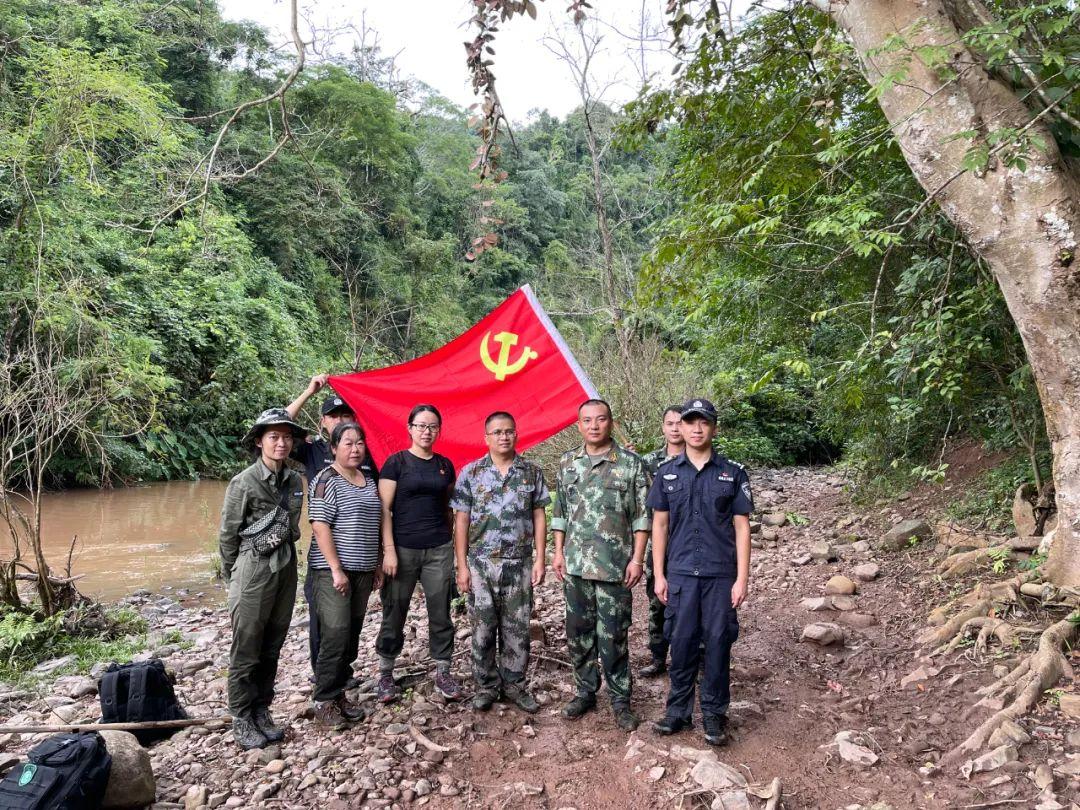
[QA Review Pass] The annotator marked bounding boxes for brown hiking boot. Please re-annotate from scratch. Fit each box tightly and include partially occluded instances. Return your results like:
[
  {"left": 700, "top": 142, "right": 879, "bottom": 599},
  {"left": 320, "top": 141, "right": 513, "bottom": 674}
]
[
  {"left": 336, "top": 697, "right": 366, "bottom": 722},
  {"left": 313, "top": 700, "right": 347, "bottom": 729}
]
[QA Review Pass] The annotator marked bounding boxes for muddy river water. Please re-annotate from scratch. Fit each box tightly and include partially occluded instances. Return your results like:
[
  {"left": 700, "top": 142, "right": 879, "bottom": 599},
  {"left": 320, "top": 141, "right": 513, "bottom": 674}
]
[{"left": 35, "top": 481, "right": 248, "bottom": 600}]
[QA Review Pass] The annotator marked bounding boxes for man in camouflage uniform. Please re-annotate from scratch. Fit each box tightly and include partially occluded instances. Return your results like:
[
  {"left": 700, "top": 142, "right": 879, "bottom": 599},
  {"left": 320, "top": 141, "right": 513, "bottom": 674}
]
[
  {"left": 551, "top": 399, "right": 649, "bottom": 731},
  {"left": 452, "top": 411, "right": 550, "bottom": 714},
  {"left": 640, "top": 405, "right": 686, "bottom": 677}
]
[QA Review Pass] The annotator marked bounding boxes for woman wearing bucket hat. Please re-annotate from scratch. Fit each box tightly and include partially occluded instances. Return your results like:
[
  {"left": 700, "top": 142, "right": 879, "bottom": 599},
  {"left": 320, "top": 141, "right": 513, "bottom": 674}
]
[{"left": 219, "top": 407, "right": 307, "bottom": 749}]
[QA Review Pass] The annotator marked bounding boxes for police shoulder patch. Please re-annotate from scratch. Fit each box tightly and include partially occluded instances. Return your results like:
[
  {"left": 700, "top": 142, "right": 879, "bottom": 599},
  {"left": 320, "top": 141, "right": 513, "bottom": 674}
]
[{"left": 662, "top": 473, "right": 678, "bottom": 480}]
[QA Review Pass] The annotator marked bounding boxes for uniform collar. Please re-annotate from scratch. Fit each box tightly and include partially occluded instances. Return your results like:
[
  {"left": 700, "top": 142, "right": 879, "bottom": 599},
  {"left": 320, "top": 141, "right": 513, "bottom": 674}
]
[
  {"left": 479, "top": 453, "right": 523, "bottom": 471},
  {"left": 572, "top": 443, "right": 619, "bottom": 463},
  {"left": 673, "top": 449, "right": 723, "bottom": 469},
  {"left": 257, "top": 459, "right": 287, "bottom": 482}
]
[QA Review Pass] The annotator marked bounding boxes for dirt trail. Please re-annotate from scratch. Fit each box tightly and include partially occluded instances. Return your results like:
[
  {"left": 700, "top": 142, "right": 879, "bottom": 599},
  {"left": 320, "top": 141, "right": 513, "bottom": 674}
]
[{"left": 2, "top": 461, "right": 1078, "bottom": 809}]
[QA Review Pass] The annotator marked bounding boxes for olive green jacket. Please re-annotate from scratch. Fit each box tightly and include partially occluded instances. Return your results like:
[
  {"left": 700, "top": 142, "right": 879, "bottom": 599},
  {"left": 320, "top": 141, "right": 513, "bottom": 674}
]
[{"left": 219, "top": 459, "right": 305, "bottom": 582}]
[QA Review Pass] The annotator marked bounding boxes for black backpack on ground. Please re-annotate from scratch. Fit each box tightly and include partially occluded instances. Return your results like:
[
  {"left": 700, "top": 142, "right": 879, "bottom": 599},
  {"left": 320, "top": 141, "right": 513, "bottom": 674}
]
[
  {"left": 98, "top": 659, "right": 187, "bottom": 745},
  {"left": 0, "top": 732, "right": 112, "bottom": 810}
]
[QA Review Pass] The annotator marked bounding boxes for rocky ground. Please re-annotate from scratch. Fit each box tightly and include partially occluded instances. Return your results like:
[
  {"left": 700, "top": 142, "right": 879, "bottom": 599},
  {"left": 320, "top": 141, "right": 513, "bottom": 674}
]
[{"left": 3, "top": 462, "right": 1080, "bottom": 809}]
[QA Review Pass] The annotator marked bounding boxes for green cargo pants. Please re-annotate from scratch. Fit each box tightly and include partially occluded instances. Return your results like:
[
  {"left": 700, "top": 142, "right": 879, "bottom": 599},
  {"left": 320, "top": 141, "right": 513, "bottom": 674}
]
[
  {"left": 376, "top": 543, "right": 455, "bottom": 664},
  {"left": 227, "top": 549, "right": 297, "bottom": 717},
  {"left": 310, "top": 568, "right": 375, "bottom": 702}
]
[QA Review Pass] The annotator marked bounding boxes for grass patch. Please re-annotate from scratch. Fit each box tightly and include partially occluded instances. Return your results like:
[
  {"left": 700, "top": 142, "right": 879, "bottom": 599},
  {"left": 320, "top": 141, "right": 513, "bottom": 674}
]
[
  {"left": 945, "top": 452, "right": 1051, "bottom": 531},
  {"left": 0, "top": 604, "right": 150, "bottom": 686}
]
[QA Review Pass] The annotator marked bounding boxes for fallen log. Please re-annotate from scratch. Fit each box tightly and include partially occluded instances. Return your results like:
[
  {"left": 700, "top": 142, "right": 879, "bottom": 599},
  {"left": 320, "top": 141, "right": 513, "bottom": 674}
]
[{"left": 0, "top": 716, "right": 230, "bottom": 734}]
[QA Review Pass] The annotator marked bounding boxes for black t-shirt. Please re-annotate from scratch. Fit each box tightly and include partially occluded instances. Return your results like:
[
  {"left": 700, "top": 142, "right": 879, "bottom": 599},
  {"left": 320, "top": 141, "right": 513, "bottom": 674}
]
[
  {"left": 381, "top": 450, "right": 455, "bottom": 549},
  {"left": 292, "top": 436, "right": 379, "bottom": 484}
]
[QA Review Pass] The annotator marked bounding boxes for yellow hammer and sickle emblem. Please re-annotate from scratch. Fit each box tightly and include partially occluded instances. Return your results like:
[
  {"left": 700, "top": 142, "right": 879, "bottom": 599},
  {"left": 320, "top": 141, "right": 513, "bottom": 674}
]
[{"left": 480, "top": 331, "right": 539, "bottom": 381}]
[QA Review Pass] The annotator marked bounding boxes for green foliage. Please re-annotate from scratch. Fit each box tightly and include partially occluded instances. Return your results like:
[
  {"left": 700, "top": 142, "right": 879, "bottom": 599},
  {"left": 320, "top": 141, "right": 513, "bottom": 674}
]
[
  {"left": 0, "top": 0, "right": 671, "bottom": 483},
  {"left": 946, "top": 452, "right": 1052, "bottom": 531},
  {"left": 0, "top": 605, "right": 148, "bottom": 684}
]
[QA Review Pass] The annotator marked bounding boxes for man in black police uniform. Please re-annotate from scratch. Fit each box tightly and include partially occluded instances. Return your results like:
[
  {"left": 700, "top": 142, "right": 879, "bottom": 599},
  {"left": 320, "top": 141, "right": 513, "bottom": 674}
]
[
  {"left": 286, "top": 374, "right": 379, "bottom": 677},
  {"left": 648, "top": 398, "right": 753, "bottom": 746}
]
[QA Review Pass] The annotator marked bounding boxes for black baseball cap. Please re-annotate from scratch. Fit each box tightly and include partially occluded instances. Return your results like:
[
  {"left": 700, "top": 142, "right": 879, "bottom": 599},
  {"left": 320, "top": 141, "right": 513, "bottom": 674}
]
[
  {"left": 681, "top": 398, "right": 718, "bottom": 423},
  {"left": 320, "top": 394, "right": 354, "bottom": 417}
]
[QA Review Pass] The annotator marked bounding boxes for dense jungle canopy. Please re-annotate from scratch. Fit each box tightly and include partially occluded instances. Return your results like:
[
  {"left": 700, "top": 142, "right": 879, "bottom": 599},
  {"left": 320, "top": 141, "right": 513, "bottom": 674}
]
[{"left": 0, "top": 0, "right": 1075, "bottom": 499}]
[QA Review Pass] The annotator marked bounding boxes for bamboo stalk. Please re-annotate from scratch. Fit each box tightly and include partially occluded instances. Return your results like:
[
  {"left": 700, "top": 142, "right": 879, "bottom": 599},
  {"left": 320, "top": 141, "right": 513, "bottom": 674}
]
[{"left": 0, "top": 716, "right": 230, "bottom": 734}]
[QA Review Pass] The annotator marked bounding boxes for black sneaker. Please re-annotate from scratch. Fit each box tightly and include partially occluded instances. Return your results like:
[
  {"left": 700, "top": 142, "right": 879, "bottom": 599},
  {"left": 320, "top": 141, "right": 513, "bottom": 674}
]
[
  {"left": 252, "top": 706, "right": 284, "bottom": 742},
  {"left": 232, "top": 714, "right": 269, "bottom": 750},
  {"left": 613, "top": 704, "right": 640, "bottom": 731},
  {"left": 703, "top": 714, "right": 729, "bottom": 746},
  {"left": 377, "top": 673, "right": 401, "bottom": 704},
  {"left": 434, "top": 670, "right": 464, "bottom": 701},
  {"left": 336, "top": 697, "right": 366, "bottom": 722},
  {"left": 639, "top": 660, "right": 667, "bottom": 678},
  {"left": 472, "top": 690, "right": 498, "bottom": 711},
  {"left": 561, "top": 694, "right": 596, "bottom": 719},
  {"left": 653, "top": 715, "right": 693, "bottom": 735}
]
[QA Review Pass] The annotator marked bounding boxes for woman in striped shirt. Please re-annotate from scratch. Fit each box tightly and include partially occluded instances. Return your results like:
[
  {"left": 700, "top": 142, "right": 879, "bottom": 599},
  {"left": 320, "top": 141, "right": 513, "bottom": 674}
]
[{"left": 308, "top": 422, "right": 383, "bottom": 727}]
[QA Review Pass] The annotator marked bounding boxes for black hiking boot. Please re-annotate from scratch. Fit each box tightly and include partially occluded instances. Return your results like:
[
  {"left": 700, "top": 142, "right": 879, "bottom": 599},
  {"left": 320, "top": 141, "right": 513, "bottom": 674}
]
[
  {"left": 504, "top": 685, "right": 540, "bottom": 714},
  {"left": 561, "top": 694, "right": 596, "bottom": 719},
  {"left": 232, "top": 714, "right": 269, "bottom": 750},
  {"left": 703, "top": 714, "right": 729, "bottom": 746},
  {"left": 639, "top": 659, "right": 667, "bottom": 678},
  {"left": 653, "top": 715, "right": 693, "bottom": 735},
  {"left": 613, "top": 704, "right": 640, "bottom": 732},
  {"left": 472, "top": 690, "right": 498, "bottom": 711},
  {"left": 252, "top": 705, "right": 284, "bottom": 742}
]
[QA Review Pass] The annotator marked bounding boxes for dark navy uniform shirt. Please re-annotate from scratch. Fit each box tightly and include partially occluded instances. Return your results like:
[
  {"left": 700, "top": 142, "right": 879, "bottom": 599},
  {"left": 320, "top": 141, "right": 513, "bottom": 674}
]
[
  {"left": 292, "top": 436, "right": 379, "bottom": 484},
  {"left": 646, "top": 451, "right": 753, "bottom": 578}
]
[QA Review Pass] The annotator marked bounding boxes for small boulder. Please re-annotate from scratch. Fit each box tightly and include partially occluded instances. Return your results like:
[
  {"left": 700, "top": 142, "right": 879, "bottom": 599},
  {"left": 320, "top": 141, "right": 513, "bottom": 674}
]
[
  {"left": 184, "top": 785, "right": 209, "bottom": 810},
  {"left": 881, "top": 519, "right": 933, "bottom": 550},
  {"left": 829, "top": 595, "right": 857, "bottom": 611},
  {"left": 824, "top": 575, "right": 856, "bottom": 595},
  {"left": 810, "top": 542, "right": 837, "bottom": 562},
  {"left": 852, "top": 563, "right": 880, "bottom": 582},
  {"left": 1058, "top": 693, "right": 1080, "bottom": 718},
  {"left": 800, "top": 622, "right": 845, "bottom": 646},
  {"left": 1012, "top": 484, "right": 1038, "bottom": 538},
  {"left": 800, "top": 597, "right": 832, "bottom": 612},
  {"left": 962, "top": 744, "right": 1018, "bottom": 778},
  {"left": 690, "top": 759, "right": 747, "bottom": 791},
  {"left": 101, "top": 731, "right": 156, "bottom": 809},
  {"left": 836, "top": 612, "right": 877, "bottom": 628},
  {"left": 761, "top": 513, "right": 787, "bottom": 528}
]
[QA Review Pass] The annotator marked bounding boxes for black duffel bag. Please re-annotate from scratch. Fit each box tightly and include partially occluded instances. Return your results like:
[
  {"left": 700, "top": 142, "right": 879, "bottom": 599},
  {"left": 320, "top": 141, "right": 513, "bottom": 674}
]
[
  {"left": 98, "top": 659, "right": 187, "bottom": 745},
  {"left": 0, "top": 731, "right": 111, "bottom": 810}
]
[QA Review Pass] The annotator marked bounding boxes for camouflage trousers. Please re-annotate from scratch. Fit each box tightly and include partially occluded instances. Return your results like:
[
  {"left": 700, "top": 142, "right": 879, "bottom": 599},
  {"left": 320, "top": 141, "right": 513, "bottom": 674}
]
[
  {"left": 468, "top": 555, "right": 533, "bottom": 694},
  {"left": 644, "top": 543, "right": 668, "bottom": 663},
  {"left": 564, "top": 574, "right": 633, "bottom": 705}
]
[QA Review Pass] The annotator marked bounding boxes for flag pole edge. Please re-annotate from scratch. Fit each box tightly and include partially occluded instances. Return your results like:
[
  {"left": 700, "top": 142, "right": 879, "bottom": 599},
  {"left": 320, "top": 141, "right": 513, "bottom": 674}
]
[{"left": 520, "top": 284, "right": 600, "bottom": 399}]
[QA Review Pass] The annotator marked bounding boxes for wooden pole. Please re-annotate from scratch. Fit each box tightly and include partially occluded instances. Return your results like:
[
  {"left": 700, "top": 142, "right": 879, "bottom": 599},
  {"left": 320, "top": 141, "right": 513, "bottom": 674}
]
[{"left": 0, "top": 716, "right": 231, "bottom": 734}]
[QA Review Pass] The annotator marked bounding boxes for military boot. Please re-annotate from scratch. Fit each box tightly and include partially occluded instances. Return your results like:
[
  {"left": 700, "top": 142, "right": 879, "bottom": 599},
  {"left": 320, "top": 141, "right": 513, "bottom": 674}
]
[
  {"left": 613, "top": 703, "right": 640, "bottom": 732},
  {"left": 561, "top": 694, "right": 596, "bottom": 719},
  {"left": 252, "top": 705, "right": 284, "bottom": 742},
  {"left": 503, "top": 685, "right": 539, "bottom": 714},
  {"left": 232, "top": 714, "right": 268, "bottom": 750},
  {"left": 638, "top": 659, "right": 667, "bottom": 678}
]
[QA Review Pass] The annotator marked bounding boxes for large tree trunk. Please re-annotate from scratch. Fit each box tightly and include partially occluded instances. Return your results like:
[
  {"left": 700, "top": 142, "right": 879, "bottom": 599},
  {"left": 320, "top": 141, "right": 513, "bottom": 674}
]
[{"left": 811, "top": 0, "right": 1080, "bottom": 585}]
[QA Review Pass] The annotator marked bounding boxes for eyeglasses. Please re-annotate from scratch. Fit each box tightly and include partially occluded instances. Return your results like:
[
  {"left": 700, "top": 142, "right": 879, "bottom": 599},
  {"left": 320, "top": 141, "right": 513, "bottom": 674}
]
[
  {"left": 486, "top": 429, "right": 516, "bottom": 438},
  {"left": 410, "top": 423, "right": 440, "bottom": 434}
]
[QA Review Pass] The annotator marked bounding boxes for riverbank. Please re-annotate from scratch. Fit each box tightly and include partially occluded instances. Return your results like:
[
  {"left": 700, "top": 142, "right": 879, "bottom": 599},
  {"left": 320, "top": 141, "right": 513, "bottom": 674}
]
[{"left": 2, "top": 463, "right": 1078, "bottom": 808}]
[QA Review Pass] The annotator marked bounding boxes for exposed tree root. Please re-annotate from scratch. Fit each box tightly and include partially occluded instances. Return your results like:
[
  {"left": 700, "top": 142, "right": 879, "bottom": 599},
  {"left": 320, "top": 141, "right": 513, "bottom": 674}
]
[
  {"left": 930, "top": 616, "right": 1042, "bottom": 657},
  {"left": 918, "top": 599, "right": 992, "bottom": 646},
  {"left": 937, "top": 539, "right": 1044, "bottom": 579},
  {"left": 941, "top": 615, "right": 1077, "bottom": 769}
]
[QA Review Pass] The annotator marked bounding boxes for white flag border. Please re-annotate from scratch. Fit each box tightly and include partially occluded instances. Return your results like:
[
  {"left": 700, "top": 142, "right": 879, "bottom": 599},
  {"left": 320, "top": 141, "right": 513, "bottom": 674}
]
[{"left": 521, "top": 284, "right": 600, "bottom": 400}]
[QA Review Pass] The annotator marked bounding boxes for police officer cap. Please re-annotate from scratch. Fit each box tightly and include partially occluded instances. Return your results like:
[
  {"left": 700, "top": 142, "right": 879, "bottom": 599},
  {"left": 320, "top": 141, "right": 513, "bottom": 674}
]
[
  {"left": 320, "top": 394, "right": 354, "bottom": 417},
  {"left": 680, "top": 398, "right": 718, "bottom": 424},
  {"left": 242, "top": 407, "right": 307, "bottom": 448}
]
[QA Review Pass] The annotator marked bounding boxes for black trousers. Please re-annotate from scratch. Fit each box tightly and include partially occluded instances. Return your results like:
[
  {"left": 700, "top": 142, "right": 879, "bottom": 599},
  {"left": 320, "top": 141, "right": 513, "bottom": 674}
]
[{"left": 664, "top": 574, "right": 739, "bottom": 720}]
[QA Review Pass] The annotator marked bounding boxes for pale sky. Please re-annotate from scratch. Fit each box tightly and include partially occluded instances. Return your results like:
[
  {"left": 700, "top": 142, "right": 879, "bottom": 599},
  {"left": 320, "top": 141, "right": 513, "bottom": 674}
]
[{"left": 219, "top": 0, "right": 676, "bottom": 122}]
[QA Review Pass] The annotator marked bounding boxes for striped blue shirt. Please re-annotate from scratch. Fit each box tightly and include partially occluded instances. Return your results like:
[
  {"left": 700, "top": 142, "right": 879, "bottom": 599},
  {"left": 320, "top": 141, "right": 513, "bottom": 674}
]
[{"left": 308, "top": 468, "right": 381, "bottom": 571}]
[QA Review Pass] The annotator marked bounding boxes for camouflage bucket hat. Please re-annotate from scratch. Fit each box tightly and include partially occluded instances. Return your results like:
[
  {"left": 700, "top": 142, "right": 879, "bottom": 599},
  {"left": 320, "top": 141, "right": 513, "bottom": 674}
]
[{"left": 241, "top": 407, "right": 307, "bottom": 448}]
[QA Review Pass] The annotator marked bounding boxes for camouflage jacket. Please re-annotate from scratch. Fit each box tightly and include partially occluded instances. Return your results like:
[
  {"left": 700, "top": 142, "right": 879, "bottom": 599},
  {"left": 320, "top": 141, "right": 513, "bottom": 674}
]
[
  {"left": 450, "top": 454, "right": 550, "bottom": 560},
  {"left": 551, "top": 444, "right": 650, "bottom": 582},
  {"left": 642, "top": 447, "right": 679, "bottom": 479}
]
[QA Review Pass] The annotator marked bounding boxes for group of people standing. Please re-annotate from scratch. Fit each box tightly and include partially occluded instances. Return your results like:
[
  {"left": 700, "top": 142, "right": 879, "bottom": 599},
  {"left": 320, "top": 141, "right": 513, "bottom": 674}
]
[{"left": 218, "top": 374, "right": 752, "bottom": 753}]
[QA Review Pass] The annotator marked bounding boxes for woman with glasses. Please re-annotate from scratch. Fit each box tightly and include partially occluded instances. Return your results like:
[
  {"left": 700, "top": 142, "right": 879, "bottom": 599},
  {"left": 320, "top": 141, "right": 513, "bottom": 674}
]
[{"left": 374, "top": 404, "right": 463, "bottom": 702}]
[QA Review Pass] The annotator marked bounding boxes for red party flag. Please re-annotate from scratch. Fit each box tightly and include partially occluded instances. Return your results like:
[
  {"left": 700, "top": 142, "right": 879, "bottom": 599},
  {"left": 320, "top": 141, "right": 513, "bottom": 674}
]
[{"left": 329, "top": 285, "right": 599, "bottom": 470}]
